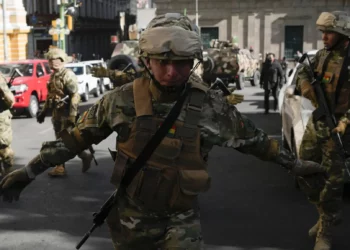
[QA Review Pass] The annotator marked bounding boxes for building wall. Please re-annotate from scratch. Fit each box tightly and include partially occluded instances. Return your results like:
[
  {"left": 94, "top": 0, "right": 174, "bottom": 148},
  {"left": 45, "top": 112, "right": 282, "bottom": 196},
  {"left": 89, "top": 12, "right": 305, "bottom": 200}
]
[
  {"left": 0, "top": 0, "right": 31, "bottom": 61},
  {"left": 23, "top": 0, "right": 135, "bottom": 60},
  {"left": 153, "top": 0, "right": 350, "bottom": 59}
]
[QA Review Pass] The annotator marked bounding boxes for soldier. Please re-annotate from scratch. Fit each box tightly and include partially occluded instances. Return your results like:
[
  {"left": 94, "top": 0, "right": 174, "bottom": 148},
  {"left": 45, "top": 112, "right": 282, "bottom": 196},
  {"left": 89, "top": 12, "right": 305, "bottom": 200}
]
[
  {"left": 0, "top": 73, "right": 15, "bottom": 178},
  {"left": 36, "top": 48, "right": 93, "bottom": 177},
  {"left": 0, "top": 13, "right": 325, "bottom": 250},
  {"left": 296, "top": 11, "right": 350, "bottom": 250},
  {"left": 260, "top": 53, "right": 284, "bottom": 114}
]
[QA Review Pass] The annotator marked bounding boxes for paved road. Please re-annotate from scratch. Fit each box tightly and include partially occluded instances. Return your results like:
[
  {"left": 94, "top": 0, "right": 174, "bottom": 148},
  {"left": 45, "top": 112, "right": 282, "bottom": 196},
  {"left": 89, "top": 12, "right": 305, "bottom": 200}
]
[{"left": 0, "top": 84, "right": 349, "bottom": 250}]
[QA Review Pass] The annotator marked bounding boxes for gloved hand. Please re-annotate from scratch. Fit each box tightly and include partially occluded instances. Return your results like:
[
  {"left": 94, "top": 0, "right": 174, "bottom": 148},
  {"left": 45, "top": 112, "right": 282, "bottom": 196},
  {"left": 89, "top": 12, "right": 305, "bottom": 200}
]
[
  {"left": 226, "top": 93, "right": 244, "bottom": 105},
  {"left": 332, "top": 117, "right": 348, "bottom": 135},
  {"left": 289, "top": 159, "right": 326, "bottom": 176},
  {"left": 91, "top": 66, "right": 108, "bottom": 78},
  {"left": 0, "top": 167, "right": 32, "bottom": 202},
  {"left": 67, "top": 115, "right": 76, "bottom": 127},
  {"left": 300, "top": 80, "right": 318, "bottom": 107},
  {"left": 36, "top": 110, "right": 46, "bottom": 124}
]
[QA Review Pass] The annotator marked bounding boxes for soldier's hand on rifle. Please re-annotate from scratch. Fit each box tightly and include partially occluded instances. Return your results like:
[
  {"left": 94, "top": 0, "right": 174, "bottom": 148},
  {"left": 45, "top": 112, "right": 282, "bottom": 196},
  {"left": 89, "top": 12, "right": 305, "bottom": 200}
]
[
  {"left": 332, "top": 117, "right": 348, "bottom": 135},
  {"left": 289, "top": 159, "right": 326, "bottom": 176},
  {"left": 36, "top": 110, "right": 46, "bottom": 124},
  {"left": 0, "top": 167, "right": 32, "bottom": 202},
  {"left": 226, "top": 93, "right": 244, "bottom": 105},
  {"left": 300, "top": 80, "right": 318, "bottom": 107}
]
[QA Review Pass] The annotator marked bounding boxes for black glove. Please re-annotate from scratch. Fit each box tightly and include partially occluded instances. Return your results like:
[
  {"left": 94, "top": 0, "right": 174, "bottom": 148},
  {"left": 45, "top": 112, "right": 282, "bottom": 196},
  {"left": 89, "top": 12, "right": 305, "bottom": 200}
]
[
  {"left": 0, "top": 168, "right": 32, "bottom": 202},
  {"left": 36, "top": 111, "right": 46, "bottom": 124}
]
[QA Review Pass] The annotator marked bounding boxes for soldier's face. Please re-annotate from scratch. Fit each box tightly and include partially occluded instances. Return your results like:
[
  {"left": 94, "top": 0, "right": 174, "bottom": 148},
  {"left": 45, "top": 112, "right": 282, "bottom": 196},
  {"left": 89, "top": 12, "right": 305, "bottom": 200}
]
[
  {"left": 49, "top": 58, "right": 64, "bottom": 71},
  {"left": 147, "top": 58, "right": 193, "bottom": 87},
  {"left": 322, "top": 31, "right": 341, "bottom": 49}
]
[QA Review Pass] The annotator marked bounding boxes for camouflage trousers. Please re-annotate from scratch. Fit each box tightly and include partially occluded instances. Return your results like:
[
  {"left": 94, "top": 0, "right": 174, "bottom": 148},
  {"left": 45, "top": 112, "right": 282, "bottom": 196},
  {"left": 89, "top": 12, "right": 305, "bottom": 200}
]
[
  {"left": 0, "top": 145, "right": 14, "bottom": 177},
  {"left": 297, "top": 118, "right": 346, "bottom": 224},
  {"left": 106, "top": 190, "right": 203, "bottom": 250}
]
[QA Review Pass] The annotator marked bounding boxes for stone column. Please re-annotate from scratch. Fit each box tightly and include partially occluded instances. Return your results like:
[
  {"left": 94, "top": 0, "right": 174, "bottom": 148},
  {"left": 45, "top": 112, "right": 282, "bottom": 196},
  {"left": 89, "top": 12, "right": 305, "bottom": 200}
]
[
  {"left": 6, "top": 0, "right": 31, "bottom": 60},
  {"left": 263, "top": 12, "right": 272, "bottom": 56}
]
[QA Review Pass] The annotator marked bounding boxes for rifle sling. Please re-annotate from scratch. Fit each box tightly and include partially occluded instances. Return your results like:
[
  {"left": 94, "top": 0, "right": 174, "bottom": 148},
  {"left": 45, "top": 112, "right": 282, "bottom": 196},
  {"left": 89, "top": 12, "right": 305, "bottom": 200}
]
[{"left": 121, "top": 82, "right": 192, "bottom": 188}]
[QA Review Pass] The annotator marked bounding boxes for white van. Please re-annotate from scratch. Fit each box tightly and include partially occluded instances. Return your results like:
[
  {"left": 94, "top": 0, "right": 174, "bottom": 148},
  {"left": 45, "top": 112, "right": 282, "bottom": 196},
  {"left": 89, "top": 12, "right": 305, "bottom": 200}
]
[{"left": 83, "top": 59, "right": 113, "bottom": 92}]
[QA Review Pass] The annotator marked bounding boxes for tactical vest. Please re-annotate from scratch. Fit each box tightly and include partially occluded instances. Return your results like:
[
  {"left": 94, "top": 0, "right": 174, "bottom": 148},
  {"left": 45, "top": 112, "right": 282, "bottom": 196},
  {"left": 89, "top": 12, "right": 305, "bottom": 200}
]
[
  {"left": 47, "top": 68, "right": 70, "bottom": 110},
  {"left": 316, "top": 49, "right": 350, "bottom": 115},
  {"left": 112, "top": 77, "right": 211, "bottom": 212}
]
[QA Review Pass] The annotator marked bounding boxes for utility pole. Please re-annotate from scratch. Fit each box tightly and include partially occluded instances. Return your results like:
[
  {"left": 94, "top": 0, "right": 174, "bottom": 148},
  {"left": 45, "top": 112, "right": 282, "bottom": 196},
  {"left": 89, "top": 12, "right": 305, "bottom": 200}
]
[
  {"left": 2, "top": 0, "right": 8, "bottom": 61},
  {"left": 195, "top": 0, "right": 198, "bottom": 27}
]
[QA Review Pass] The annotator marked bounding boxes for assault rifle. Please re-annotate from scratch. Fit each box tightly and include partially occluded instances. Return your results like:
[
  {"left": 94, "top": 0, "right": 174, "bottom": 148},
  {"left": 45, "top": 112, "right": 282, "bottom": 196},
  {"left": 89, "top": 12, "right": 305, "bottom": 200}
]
[
  {"left": 8, "top": 68, "right": 23, "bottom": 94},
  {"left": 299, "top": 53, "right": 350, "bottom": 177}
]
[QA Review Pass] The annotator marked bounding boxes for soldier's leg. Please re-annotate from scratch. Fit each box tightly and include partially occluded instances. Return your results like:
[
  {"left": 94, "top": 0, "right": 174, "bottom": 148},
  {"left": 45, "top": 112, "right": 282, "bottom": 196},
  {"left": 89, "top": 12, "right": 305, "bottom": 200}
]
[
  {"left": 298, "top": 118, "right": 324, "bottom": 237},
  {"left": 272, "top": 86, "right": 278, "bottom": 111},
  {"left": 0, "top": 146, "right": 14, "bottom": 177},
  {"left": 314, "top": 137, "right": 345, "bottom": 250},
  {"left": 48, "top": 117, "right": 66, "bottom": 176},
  {"left": 160, "top": 207, "right": 203, "bottom": 250},
  {"left": 106, "top": 193, "right": 166, "bottom": 250}
]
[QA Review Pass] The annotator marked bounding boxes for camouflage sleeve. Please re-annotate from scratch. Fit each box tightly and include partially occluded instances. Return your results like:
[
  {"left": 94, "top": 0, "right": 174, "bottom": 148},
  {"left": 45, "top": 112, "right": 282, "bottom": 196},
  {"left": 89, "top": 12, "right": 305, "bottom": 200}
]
[
  {"left": 201, "top": 91, "right": 295, "bottom": 166},
  {"left": 0, "top": 74, "right": 14, "bottom": 110},
  {"left": 63, "top": 69, "right": 80, "bottom": 117},
  {"left": 295, "top": 50, "right": 320, "bottom": 92}
]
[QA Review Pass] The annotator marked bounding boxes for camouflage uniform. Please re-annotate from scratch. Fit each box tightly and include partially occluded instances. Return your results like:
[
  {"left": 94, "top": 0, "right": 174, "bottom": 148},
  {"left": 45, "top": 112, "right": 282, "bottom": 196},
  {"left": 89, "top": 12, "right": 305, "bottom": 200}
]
[
  {"left": 91, "top": 66, "right": 138, "bottom": 88},
  {"left": 296, "top": 11, "right": 350, "bottom": 250},
  {"left": 0, "top": 13, "right": 324, "bottom": 250},
  {"left": 0, "top": 73, "right": 15, "bottom": 177},
  {"left": 38, "top": 48, "right": 92, "bottom": 176}
]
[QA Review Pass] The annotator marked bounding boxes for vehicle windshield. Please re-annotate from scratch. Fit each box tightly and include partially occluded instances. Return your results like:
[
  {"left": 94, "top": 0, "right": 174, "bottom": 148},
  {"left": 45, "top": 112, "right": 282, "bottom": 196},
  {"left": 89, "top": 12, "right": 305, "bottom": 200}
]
[
  {"left": 0, "top": 63, "right": 34, "bottom": 77},
  {"left": 66, "top": 66, "right": 84, "bottom": 75}
]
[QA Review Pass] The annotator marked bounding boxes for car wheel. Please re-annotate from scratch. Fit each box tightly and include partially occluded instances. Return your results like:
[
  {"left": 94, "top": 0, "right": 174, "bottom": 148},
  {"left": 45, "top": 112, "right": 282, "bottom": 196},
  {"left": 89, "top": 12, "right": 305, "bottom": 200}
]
[
  {"left": 250, "top": 70, "right": 260, "bottom": 87},
  {"left": 93, "top": 82, "right": 100, "bottom": 98},
  {"left": 25, "top": 95, "right": 39, "bottom": 118},
  {"left": 99, "top": 81, "right": 105, "bottom": 94},
  {"left": 236, "top": 73, "right": 245, "bottom": 90},
  {"left": 81, "top": 85, "right": 89, "bottom": 102}
]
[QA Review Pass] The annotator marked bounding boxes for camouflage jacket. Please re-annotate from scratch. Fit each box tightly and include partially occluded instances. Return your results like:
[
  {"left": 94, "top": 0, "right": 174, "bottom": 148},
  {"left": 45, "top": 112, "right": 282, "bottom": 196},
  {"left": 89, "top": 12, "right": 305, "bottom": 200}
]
[
  {"left": 296, "top": 44, "right": 350, "bottom": 115},
  {"left": 0, "top": 74, "right": 15, "bottom": 116},
  {"left": 43, "top": 67, "right": 80, "bottom": 117},
  {"left": 37, "top": 74, "right": 295, "bottom": 172}
]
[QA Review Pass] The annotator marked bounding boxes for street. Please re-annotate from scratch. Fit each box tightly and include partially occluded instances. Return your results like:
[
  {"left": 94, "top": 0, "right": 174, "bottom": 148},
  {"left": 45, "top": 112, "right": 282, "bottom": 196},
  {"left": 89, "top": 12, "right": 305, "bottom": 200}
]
[{"left": 0, "top": 84, "right": 349, "bottom": 250}]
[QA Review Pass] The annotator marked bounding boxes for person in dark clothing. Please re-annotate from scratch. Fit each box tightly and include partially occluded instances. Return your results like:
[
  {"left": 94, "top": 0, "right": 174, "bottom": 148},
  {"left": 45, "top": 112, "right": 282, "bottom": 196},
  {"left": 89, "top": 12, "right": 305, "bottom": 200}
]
[
  {"left": 260, "top": 53, "right": 284, "bottom": 114},
  {"left": 280, "top": 56, "right": 288, "bottom": 84}
]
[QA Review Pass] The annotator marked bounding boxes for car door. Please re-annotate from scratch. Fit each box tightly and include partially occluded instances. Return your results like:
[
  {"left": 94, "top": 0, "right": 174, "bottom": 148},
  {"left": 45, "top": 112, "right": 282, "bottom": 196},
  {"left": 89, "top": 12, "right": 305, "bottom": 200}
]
[
  {"left": 36, "top": 63, "right": 47, "bottom": 102},
  {"left": 42, "top": 62, "right": 52, "bottom": 100},
  {"left": 86, "top": 64, "right": 97, "bottom": 92}
]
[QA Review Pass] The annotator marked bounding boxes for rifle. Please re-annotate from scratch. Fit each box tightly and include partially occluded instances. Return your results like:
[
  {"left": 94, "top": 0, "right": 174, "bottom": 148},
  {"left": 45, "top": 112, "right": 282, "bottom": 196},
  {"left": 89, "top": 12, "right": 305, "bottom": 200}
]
[
  {"left": 209, "top": 77, "right": 232, "bottom": 96},
  {"left": 299, "top": 53, "right": 350, "bottom": 177},
  {"left": 7, "top": 68, "right": 23, "bottom": 95}
]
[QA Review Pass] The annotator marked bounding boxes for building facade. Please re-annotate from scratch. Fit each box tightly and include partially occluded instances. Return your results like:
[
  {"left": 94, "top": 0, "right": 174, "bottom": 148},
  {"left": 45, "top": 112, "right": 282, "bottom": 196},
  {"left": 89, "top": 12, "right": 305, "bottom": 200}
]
[
  {"left": 23, "top": 0, "right": 137, "bottom": 60},
  {"left": 0, "top": 0, "right": 31, "bottom": 61},
  {"left": 154, "top": 0, "right": 350, "bottom": 60}
]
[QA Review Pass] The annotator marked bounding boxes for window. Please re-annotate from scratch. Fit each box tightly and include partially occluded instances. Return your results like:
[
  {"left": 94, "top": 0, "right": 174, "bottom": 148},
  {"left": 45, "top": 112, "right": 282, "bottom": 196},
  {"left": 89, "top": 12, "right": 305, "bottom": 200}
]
[
  {"left": 86, "top": 65, "right": 92, "bottom": 75},
  {"left": 66, "top": 66, "right": 84, "bottom": 75},
  {"left": 36, "top": 64, "right": 45, "bottom": 77},
  {"left": 285, "top": 26, "right": 304, "bottom": 59},
  {"left": 43, "top": 62, "right": 52, "bottom": 74},
  {"left": 200, "top": 27, "right": 219, "bottom": 49}
]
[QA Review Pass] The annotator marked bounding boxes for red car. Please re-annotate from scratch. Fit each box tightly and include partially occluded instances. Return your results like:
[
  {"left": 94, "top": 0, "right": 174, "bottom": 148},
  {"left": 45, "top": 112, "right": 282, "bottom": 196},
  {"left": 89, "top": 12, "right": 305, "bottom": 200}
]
[{"left": 0, "top": 59, "right": 51, "bottom": 118}]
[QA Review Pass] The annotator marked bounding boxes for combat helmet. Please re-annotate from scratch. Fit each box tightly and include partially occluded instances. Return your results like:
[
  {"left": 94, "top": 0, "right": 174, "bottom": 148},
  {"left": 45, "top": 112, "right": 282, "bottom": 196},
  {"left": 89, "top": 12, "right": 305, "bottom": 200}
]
[
  {"left": 45, "top": 48, "right": 68, "bottom": 62},
  {"left": 316, "top": 11, "right": 350, "bottom": 38},
  {"left": 139, "top": 13, "right": 203, "bottom": 61}
]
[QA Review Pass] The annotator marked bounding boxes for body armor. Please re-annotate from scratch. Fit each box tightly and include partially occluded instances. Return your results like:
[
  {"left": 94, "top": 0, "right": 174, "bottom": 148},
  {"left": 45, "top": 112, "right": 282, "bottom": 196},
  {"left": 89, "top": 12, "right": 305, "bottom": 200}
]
[
  {"left": 47, "top": 68, "right": 71, "bottom": 111},
  {"left": 112, "top": 77, "right": 211, "bottom": 211}
]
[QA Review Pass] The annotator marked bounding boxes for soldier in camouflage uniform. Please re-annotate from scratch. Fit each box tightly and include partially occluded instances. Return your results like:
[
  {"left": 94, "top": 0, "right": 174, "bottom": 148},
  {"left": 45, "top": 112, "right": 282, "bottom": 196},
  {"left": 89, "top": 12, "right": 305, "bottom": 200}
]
[
  {"left": 296, "top": 11, "right": 350, "bottom": 250},
  {"left": 0, "top": 73, "right": 15, "bottom": 178},
  {"left": 0, "top": 14, "right": 325, "bottom": 250},
  {"left": 91, "top": 66, "right": 138, "bottom": 88},
  {"left": 36, "top": 48, "right": 93, "bottom": 177}
]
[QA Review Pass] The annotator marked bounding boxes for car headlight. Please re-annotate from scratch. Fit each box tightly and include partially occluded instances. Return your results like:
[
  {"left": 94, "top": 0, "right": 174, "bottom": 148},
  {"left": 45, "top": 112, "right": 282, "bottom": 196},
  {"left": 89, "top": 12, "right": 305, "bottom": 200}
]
[{"left": 10, "top": 84, "right": 28, "bottom": 94}]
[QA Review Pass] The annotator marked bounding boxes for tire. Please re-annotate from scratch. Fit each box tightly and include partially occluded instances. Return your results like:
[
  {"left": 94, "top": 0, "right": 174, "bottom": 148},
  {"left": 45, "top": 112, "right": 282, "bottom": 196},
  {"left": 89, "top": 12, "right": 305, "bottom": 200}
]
[
  {"left": 236, "top": 72, "right": 245, "bottom": 90},
  {"left": 81, "top": 85, "right": 89, "bottom": 102},
  {"left": 93, "top": 82, "right": 100, "bottom": 98},
  {"left": 250, "top": 70, "right": 260, "bottom": 87},
  {"left": 25, "top": 95, "right": 39, "bottom": 118}
]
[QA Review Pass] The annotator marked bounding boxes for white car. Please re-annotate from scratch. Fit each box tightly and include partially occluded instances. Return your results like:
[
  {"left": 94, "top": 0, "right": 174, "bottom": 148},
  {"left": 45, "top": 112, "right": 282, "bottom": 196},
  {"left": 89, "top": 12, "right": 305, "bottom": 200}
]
[
  {"left": 278, "top": 50, "right": 317, "bottom": 157},
  {"left": 65, "top": 62, "right": 100, "bottom": 102},
  {"left": 83, "top": 59, "right": 113, "bottom": 92},
  {"left": 279, "top": 50, "right": 350, "bottom": 183}
]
